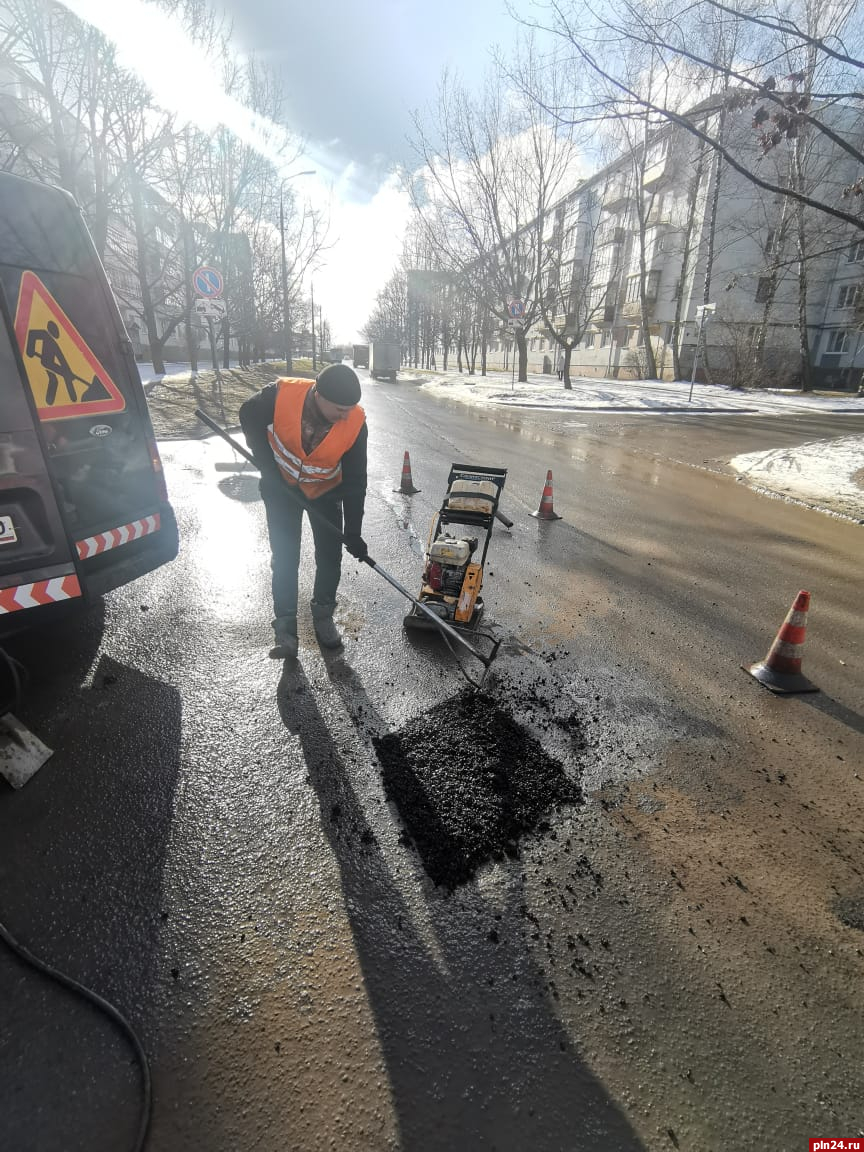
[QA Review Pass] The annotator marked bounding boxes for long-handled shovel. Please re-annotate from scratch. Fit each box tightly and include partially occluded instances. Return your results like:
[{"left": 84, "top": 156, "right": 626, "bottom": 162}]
[{"left": 194, "top": 409, "right": 500, "bottom": 683}]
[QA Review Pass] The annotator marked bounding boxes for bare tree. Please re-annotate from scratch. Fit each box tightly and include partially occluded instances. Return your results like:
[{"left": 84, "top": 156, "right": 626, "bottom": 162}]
[
  {"left": 408, "top": 52, "right": 581, "bottom": 381},
  {"left": 537, "top": 189, "right": 620, "bottom": 386},
  {"left": 363, "top": 269, "right": 408, "bottom": 346},
  {"left": 520, "top": 0, "right": 864, "bottom": 233}
]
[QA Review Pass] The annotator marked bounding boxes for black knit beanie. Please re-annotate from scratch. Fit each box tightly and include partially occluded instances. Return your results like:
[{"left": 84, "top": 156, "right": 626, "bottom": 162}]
[{"left": 315, "top": 363, "right": 361, "bottom": 405}]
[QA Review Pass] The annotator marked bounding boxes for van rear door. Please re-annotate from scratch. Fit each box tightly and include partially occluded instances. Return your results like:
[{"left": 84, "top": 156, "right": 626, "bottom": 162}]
[
  {"left": 0, "top": 288, "right": 82, "bottom": 621},
  {"left": 0, "top": 175, "right": 177, "bottom": 609}
]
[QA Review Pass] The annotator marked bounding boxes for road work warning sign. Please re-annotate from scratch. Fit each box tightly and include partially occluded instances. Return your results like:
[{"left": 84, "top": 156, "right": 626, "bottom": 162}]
[{"left": 13, "top": 271, "right": 126, "bottom": 421}]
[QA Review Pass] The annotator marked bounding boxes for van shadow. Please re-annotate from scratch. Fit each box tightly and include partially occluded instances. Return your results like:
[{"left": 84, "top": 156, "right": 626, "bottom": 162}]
[
  {"left": 278, "top": 654, "right": 643, "bottom": 1152},
  {"left": 0, "top": 615, "right": 182, "bottom": 1152}
]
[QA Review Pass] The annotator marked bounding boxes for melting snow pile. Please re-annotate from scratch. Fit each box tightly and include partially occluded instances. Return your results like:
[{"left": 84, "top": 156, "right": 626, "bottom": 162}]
[{"left": 730, "top": 435, "right": 864, "bottom": 521}]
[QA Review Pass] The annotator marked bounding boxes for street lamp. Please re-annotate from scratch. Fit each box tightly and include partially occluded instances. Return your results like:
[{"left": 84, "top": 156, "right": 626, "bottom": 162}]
[{"left": 279, "top": 170, "right": 315, "bottom": 372}]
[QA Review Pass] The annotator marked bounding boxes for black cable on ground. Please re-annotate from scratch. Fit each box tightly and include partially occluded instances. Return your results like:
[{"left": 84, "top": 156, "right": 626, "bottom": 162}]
[
  {"left": 0, "top": 645, "right": 151, "bottom": 1151},
  {"left": 0, "top": 917, "right": 152, "bottom": 1152}
]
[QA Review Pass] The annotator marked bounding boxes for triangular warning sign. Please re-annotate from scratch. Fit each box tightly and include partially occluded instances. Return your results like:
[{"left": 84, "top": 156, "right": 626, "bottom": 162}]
[{"left": 13, "top": 271, "right": 126, "bottom": 421}]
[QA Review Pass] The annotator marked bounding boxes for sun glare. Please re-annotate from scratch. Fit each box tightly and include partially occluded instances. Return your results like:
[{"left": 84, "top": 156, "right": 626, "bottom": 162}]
[{"left": 62, "top": 0, "right": 287, "bottom": 162}]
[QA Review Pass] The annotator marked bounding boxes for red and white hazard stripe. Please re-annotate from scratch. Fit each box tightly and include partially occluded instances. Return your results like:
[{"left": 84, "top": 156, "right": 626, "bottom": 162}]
[
  {"left": 0, "top": 574, "right": 82, "bottom": 614},
  {"left": 76, "top": 513, "right": 160, "bottom": 561}
]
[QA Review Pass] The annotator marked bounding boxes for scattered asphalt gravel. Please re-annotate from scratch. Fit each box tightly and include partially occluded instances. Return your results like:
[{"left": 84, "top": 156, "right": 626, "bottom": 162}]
[{"left": 373, "top": 690, "right": 583, "bottom": 889}]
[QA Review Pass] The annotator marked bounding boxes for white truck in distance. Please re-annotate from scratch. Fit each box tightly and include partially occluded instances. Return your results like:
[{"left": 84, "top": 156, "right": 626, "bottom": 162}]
[{"left": 369, "top": 342, "right": 400, "bottom": 381}]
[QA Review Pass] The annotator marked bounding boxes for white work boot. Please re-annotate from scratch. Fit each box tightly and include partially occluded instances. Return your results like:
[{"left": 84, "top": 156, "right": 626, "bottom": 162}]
[
  {"left": 269, "top": 616, "right": 298, "bottom": 660},
  {"left": 311, "top": 602, "right": 343, "bottom": 649}
]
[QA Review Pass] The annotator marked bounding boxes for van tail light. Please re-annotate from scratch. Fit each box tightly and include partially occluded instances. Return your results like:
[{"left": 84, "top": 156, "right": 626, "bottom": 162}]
[{"left": 147, "top": 436, "right": 169, "bottom": 502}]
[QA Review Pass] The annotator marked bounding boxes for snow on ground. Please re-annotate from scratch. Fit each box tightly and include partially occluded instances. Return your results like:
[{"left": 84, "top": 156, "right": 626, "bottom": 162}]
[
  {"left": 730, "top": 436, "right": 864, "bottom": 522},
  {"left": 418, "top": 369, "right": 864, "bottom": 415},
  {"left": 137, "top": 361, "right": 192, "bottom": 385}
]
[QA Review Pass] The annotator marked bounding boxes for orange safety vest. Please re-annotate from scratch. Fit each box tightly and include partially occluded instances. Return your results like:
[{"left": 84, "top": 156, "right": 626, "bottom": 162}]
[{"left": 267, "top": 378, "right": 365, "bottom": 500}]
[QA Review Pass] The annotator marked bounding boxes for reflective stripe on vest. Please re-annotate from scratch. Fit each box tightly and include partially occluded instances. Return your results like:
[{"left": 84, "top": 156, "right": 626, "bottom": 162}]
[{"left": 266, "top": 377, "right": 365, "bottom": 500}]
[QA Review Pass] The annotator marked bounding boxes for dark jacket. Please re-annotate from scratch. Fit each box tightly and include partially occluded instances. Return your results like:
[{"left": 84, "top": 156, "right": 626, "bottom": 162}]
[{"left": 239, "top": 383, "right": 368, "bottom": 535}]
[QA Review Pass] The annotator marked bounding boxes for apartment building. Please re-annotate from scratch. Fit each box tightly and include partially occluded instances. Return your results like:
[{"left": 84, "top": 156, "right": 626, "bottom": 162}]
[{"left": 486, "top": 96, "right": 864, "bottom": 388}]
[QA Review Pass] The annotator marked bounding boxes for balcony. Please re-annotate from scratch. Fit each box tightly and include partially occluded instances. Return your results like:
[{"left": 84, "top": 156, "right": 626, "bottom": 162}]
[
  {"left": 643, "top": 142, "right": 672, "bottom": 190},
  {"left": 621, "top": 300, "right": 646, "bottom": 319},
  {"left": 603, "top": 179, "right": 633, "bottom": 211},
  {"left": 646, "top": 210, "right": 673, "bottom": 230},
  {"left": 597, "top": 225, "right": 625, "bottom": 247}
]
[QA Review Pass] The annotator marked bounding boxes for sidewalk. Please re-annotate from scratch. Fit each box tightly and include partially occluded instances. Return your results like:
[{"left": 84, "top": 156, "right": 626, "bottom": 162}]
[{"left": 418, "top": 368, "right": 864, "bottom": 415}]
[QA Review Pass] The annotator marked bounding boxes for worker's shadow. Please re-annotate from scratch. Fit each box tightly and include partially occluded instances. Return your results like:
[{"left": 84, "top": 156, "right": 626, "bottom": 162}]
[{"left": 278, "top": 653, "right": 644, "bottom": 1152}]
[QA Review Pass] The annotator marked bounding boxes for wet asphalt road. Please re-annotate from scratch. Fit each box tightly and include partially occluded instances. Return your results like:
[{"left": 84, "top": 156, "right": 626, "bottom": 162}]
[{"left": 1, "top": 373, "right": 863, "bottom": 1152}]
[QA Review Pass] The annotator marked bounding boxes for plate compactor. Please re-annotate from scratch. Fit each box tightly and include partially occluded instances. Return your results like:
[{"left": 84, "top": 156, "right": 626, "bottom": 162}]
[{"left": 404, "top": 463, "right": 508, "bottom": 634}]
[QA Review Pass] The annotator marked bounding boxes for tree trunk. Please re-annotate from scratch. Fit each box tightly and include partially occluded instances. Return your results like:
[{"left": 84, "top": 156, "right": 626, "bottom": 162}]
[
  {"left": 563, "top": 343, "right": 573, "bottom": 390},
  {"left": 699, "top": 99, "right": 727, "bottom": 386},
  {"left": 207, "top": 320, "right": 219, "bottom": 372},
  {"left": 637, "top": 255, "right": 658, "bottom": 380},
  {"left": 182, "top": 220, "right": 198, "bottom": 372},
  {"left": 222, "top": 321, "right": 230, "bottom": 370},
  {"left": 128, "top": 181, "right": 165, "bottom": 373},
  {"left": 795, "top": 203, "right": 813, "bottom": 391},
  {"left": 671, "top": 153, "right": 704, "bottom": 380},
  {"left": 792, "top": 141, "right": 813, "bottom": 392},
  {"left": 516, "top": 329, "right": 528, "bottom": 382}
]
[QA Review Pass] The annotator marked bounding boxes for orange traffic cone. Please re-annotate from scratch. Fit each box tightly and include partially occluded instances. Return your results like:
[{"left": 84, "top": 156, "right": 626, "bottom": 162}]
[
  {"left": 530, "top": 470, "right": 562, "bottom": 520},
  {"left": 743, "top": 590, "right": 819, "bottom": 694},
  {"left": 394, "top": 451, "right": 420, "bottom": 495}
]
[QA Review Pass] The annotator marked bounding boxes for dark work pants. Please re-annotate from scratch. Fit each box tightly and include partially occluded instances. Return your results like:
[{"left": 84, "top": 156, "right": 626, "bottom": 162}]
[{"left": 261, "top": 487, "right": 343, "bottom": 623}]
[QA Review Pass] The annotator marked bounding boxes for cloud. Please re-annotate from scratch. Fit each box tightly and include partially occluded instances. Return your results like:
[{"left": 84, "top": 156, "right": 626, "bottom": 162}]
[{"left": 314, "top": 172, "right": 412, "bottom": 342}]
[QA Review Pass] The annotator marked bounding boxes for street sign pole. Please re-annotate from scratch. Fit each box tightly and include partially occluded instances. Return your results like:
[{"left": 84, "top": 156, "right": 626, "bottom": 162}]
[{"left": 688, "top": 303, "right": 716, "bottom": 403}]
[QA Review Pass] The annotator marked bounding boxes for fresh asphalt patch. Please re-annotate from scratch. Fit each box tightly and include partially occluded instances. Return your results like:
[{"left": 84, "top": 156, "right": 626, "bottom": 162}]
[{"left": 372, "top": 690, "right": 583, "bottom": 889}]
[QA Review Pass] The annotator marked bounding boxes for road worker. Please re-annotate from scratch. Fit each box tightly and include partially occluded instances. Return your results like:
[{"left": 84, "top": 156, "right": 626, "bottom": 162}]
[{"left": 240, "top": 364, "right": 368, "bottom": 659}]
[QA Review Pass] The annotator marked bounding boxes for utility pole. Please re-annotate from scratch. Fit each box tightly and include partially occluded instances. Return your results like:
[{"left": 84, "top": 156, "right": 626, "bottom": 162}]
[
  {"left": 278, "top": 170, "right": 315, "bottom": 374},
  {"left": 315, "top": 281, "right": 322, "bottom": 370},
  {"left": 279, "top": 188, "right": 291, "bottom": 373}
]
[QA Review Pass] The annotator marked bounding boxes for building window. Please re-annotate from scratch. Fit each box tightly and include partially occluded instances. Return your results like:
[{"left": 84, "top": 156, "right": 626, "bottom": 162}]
[
  {"left": 827, "top": 329, "right": 849, "bottom": 354},
  {"left": 837, "top": 284, "right": 862, "bottom": 309},
  {"left": 765, "top": 229, "right": 776, "bottom": 255},
  {"left": 625, "top": 275, "right": 640, "bottom": 303},
  {"left": 755, "top": 277, "right": 772, "bottom": 303},
  {"left": 600, "top": 330, "right": 609, "bottom": 347},
  {"left": 585, "top": 333, "right": 595, "bottom": 348},
  {"left": 847, "top": 238, "right": 864, "bottom": 263},
  {"left": 636, "top": 328, "right": 645, "bottom": 346}
]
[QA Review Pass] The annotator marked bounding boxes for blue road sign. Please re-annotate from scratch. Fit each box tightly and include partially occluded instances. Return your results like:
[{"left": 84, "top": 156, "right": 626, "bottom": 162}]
[
  {"left": 507, "top": 298, "right": 525, "bottom": 319},
  {"left": 193, "top": 266, "right": 224, "bottom": 298}
]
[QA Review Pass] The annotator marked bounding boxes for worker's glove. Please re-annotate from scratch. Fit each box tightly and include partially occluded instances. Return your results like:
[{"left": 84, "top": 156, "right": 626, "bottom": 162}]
[{"left": 344, "top": 533, "right": 369, "bottom": 560}]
